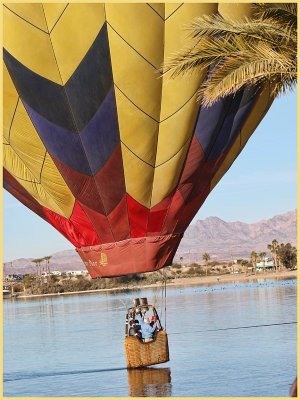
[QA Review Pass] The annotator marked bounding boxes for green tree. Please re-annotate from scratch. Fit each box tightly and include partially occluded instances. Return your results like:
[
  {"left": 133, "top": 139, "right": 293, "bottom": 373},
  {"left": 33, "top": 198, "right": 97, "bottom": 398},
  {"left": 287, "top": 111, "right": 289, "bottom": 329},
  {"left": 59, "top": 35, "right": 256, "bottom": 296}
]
[
  {"left": 163, "top": 3, "right": 297, "bottom": 106},
  {"left": 202, "top": 253, "right": 211, "bottom": 276},
  {"left": 250, "top": 251, "right": 258, "bottom": 275},
  {"left": 277, "top": 243, "right": 297, "bottom": 270},
  {"left": 22, "top": 274, "right": 36, "bottom": 289}
]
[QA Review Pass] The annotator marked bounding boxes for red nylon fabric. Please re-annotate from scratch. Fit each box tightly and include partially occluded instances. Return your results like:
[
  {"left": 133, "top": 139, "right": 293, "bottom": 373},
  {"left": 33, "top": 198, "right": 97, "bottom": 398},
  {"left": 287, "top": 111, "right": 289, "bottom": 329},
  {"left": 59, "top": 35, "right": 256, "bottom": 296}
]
[
  {"left": 76, "top": 234, "right": 182, "bottom": 277},
  {"left": 107, "top": 195, "right": 130, "bottom": 241},
  {"left": 127, "top": 195, "right": 149, "bottom": 238},
  {"left": 44, "top": 201, "right": 99, "bottom": 247},
  {"left": 148, "top": 193, "right": 173, "bottom": 236},
  {"left": 4, "top": 169, "right": 46, "bottom": 219}
]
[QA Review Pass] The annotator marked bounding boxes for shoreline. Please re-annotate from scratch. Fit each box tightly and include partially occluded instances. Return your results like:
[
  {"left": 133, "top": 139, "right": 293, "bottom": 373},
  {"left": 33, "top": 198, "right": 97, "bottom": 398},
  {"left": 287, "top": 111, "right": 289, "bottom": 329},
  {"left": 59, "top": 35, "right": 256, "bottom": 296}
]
[{"left": 14, "top": 270, "right": 297, "bottom": 299}]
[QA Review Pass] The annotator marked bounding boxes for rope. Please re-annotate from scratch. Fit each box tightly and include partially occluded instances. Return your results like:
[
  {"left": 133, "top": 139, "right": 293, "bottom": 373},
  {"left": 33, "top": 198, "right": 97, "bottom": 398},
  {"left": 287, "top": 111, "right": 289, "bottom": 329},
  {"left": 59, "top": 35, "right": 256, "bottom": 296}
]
[
  {"left": 158, "top": 269, "right": 167, "bottom": 330},
  {"left": 159, "top": 277, "right": 164, "bottom": 322},
  {"left": 169, "top": 321, "right": 297, "bottom": 336},
  {"left": 164, "top": 272, "right": 167, "bottom": 330}
]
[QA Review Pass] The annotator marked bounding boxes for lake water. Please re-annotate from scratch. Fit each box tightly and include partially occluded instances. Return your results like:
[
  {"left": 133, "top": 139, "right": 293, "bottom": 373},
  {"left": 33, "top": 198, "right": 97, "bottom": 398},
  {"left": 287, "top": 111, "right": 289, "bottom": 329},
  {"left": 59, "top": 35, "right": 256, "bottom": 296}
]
[{"left": 4, "top": 277, "right": 297, "bottom": 397}]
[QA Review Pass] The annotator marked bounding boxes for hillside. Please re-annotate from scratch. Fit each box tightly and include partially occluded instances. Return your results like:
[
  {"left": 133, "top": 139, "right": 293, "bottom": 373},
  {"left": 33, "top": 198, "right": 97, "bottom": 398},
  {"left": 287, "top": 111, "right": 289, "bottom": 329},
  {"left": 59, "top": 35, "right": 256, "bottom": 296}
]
[
  {"left": 4, "top": 210, "right": 296, "bottom": 275},
  {"left": 175, "top": 210, "right": 297, "bottom": 263}
]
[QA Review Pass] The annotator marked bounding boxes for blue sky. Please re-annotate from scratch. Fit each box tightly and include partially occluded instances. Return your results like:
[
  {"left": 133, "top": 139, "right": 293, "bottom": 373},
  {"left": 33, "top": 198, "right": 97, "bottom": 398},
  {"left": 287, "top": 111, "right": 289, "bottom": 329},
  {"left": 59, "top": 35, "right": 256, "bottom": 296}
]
[{"left": 3, "top": 90, "right": 297, "bottom": 262}]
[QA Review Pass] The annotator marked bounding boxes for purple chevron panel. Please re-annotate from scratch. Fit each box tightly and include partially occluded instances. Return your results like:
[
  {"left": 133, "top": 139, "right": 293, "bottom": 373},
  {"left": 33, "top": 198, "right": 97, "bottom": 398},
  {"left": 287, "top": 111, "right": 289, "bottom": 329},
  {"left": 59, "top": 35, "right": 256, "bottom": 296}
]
[
  {"left": 195, "top": 88, "right": 258, "bottom": 160},
  {"left": 23, "top": 86, "right": 120, "bottom": 176}
]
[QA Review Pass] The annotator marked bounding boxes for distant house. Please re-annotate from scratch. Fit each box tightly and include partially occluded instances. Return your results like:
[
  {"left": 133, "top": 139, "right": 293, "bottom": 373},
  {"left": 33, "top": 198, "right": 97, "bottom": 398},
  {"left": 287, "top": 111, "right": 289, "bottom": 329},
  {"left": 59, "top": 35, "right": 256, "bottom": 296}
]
[
  {"left": 256, "top": 257, "right": 275, "bottom": 271},
  {"left": 5, "top": 274, "right": 25, "bottom": 281},
  {"left": 65, "top": 270, "right": 84, "bottom": 277}
]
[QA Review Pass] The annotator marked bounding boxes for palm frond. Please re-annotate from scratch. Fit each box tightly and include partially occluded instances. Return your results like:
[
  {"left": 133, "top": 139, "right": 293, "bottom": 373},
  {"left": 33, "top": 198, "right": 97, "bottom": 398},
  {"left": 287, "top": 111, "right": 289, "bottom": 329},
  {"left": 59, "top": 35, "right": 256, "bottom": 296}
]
[
  {"left": 199, "top": 57, "right": 296, "bottom": 106},
  {"left": 187, "top": 13, "right": 296, "bottom": 49},
  {"left": 162, "top": 37, "right": 245, "bottom": 77},
  {"left": 255, "top": 3, "right": 297, "bottom": 20},
  {"left": 163, "top": 24, "right": 296, "bottom": 79},
  {"left": 163, "top": 3, "right": 297, "bottom": 106}
]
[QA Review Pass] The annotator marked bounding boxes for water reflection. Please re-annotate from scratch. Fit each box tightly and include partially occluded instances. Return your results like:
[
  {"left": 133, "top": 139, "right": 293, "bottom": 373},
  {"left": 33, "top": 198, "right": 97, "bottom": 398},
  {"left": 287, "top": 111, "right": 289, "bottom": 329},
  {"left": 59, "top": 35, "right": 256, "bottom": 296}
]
[{"left": 127, "top": 367, "right": 172, "bottom": 397}]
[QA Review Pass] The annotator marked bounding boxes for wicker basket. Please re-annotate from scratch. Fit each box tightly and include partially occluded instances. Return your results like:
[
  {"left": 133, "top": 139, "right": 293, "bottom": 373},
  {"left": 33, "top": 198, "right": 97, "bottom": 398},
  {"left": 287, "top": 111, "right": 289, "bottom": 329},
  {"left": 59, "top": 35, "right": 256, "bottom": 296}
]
[{"left": 124, "top": 330, "right": 169, "bottom": 369}]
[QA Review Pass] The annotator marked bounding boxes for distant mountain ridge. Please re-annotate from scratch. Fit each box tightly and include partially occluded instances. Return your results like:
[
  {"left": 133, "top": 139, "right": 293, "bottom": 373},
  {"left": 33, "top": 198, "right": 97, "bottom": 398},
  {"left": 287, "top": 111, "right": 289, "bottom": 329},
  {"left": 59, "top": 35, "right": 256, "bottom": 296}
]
[
  {"left": 4, "top": 210, "right": 296, "bottom": 274},
  {"left": 175, "top": 209, "right": 297, "bottom": 262}
]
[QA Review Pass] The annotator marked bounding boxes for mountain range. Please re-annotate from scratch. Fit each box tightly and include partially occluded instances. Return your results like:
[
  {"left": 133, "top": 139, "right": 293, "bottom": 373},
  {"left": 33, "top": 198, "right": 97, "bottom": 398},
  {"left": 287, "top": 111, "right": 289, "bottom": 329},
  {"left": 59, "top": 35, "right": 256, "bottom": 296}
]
[
  {"left": 175, "top": 209, "right": 297, "bottom": 263},
  {"left": 4, "top": 210, "right": 296, "bottom": 275}
]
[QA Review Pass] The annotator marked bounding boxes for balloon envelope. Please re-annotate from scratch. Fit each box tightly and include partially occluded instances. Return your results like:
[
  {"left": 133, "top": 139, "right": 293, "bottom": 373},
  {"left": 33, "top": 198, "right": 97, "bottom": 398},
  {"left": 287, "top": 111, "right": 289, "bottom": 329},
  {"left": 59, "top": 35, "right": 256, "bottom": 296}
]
[{"left": 3, "top": 3, "right": 273, "bottom": 277}]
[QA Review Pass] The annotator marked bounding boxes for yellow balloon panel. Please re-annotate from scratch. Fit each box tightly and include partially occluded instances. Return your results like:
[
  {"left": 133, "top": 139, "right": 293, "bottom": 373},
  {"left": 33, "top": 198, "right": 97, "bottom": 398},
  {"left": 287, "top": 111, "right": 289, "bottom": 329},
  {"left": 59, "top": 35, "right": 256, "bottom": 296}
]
[
  {"left": 115, "top": 88, "right": 158, "bottom": 166},
  {"left": 165, "top": 4, "right": 184, "bottom": 19},
  {"left": 4, "top": 3, "right": 48, "bottom": 32},
  {"left": 41, "top": 154, "right": 75, "bottom": 218},
  {"left": 121, "top": 144, "right": 155, "bottom": 208},
  {"left": 3, "top": 6, "right": 61, "bottom": 84},
  {"left": 107, "top": 24, "right": 163, "bottom": 121},
  {"left": 50, "top": 3, "right": 106, "bottom": 84},
  {"left": 4, "top": 146, "right": 71, "bottom": 217},
  {"left": 148, "top": 3, "right": 165, "bottom": 19},
  {"left": 218, "top": 3, "right": 254, "bottom": 20},
  {"left": 10, "top": 101, "right": 47, "bottom": 180},
  {"left": 105, "top": 3, "right": 164, "bottom": 69},
  {"left": 151, "top": 139, "right": 191, "bottom": 207},
  {"left": 43, "top": 3, "right": 68, "bottom": 32},
  {"left": 3, "top": 64, "right": 19, "bottom": 141},
  {"left": 155, "top": 92, "right": 198, "bottom": 166},
  {"left": 160, "top": 3, "right": 217, "bottom": 120}
]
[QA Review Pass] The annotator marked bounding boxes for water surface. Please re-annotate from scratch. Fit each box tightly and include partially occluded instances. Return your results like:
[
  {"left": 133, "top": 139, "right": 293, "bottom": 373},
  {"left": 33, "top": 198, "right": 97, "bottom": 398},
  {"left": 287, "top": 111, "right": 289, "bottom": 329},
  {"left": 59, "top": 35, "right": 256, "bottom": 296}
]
[{"left": 4, "top": 277, "right": 296, "bottom": 397}]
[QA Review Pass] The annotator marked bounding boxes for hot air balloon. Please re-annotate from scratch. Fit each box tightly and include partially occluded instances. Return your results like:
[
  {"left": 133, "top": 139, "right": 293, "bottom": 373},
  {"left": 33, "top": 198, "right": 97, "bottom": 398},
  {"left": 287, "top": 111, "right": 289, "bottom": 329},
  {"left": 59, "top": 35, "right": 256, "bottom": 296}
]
[{"left": 3, "top": 3, "right": 274, "bottom": 278}]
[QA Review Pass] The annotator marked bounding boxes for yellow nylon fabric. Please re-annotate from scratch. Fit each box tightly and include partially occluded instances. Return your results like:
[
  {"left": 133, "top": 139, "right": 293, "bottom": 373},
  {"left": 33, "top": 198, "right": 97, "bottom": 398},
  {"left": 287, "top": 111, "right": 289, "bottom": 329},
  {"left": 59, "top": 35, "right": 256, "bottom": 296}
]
[
  {"left": 165, "top": 4, "right": 184, "bottom": 19},
  {"left": 121, "top": 144, "right": 155, "bottom": 207},
  {"left": 3, "top": 80, "right": 75, "bottom": 217},
  {"left": 148, "top": 3, "right": 165, "bottom": 19},
  {"left": 4, "top": 146, "right": 74, "bottom": 217},
  {"left": 3, "top": 5, "right": 61, "bottom": 84},
  {"left": 106, "top": 3, "right": 163, "bottom": 207},
  {"left": 151, "top": 3, "right": 216, "bottom": 207},
  {"left": 151, "top": 139, "right": 191, "bottom": 206},
  {"left": 115, "top": 88, "right": 158, "bottom": 167},
  {"left": 4, "top": 3, "right": 48, "bottom": 32},
  {"left": 49, "top": 3, "right": 106, "bottom": 84},
  {"left": 108, "top": 3, "right": 218, "bottom": 207},
  {"left": 218, "top": 3, "right": 254, "bottom": 20},
  {"left": 3, "top": 3, "right": 271, "bottom": 219},
  {"left": 3, "top": 63, "right": 19, "bottom": 142},
  {"left": 42, "top": 3, "right": 68, "bottom": 32}
]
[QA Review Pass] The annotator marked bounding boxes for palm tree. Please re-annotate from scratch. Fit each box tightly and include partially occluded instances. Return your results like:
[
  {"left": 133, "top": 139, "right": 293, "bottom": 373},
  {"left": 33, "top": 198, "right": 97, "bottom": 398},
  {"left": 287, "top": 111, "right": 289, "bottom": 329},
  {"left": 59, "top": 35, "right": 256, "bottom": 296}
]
[
  {"left": 32, "top": 258, "right": 42, "bottom": 278},
  {"left": 44, "top": 256, "right": 52, "bottom": 276},
  {"left": 202, "top": 253, "right": 210, "bottom": 276},
  {"left": 43, "top": 256, "right": 52, "bottom": 288},
  {"left": 250, "top": 251, "right": 258, "bottom": 275},
  {"left": 267, "top": 239, "right": 279, "bottom": 271},
  {"left": 163, "top": 3, "right": 297, "bottom": 106},
  {"left": 259, "top": 252, "right": 267, "bottom": 273}
]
